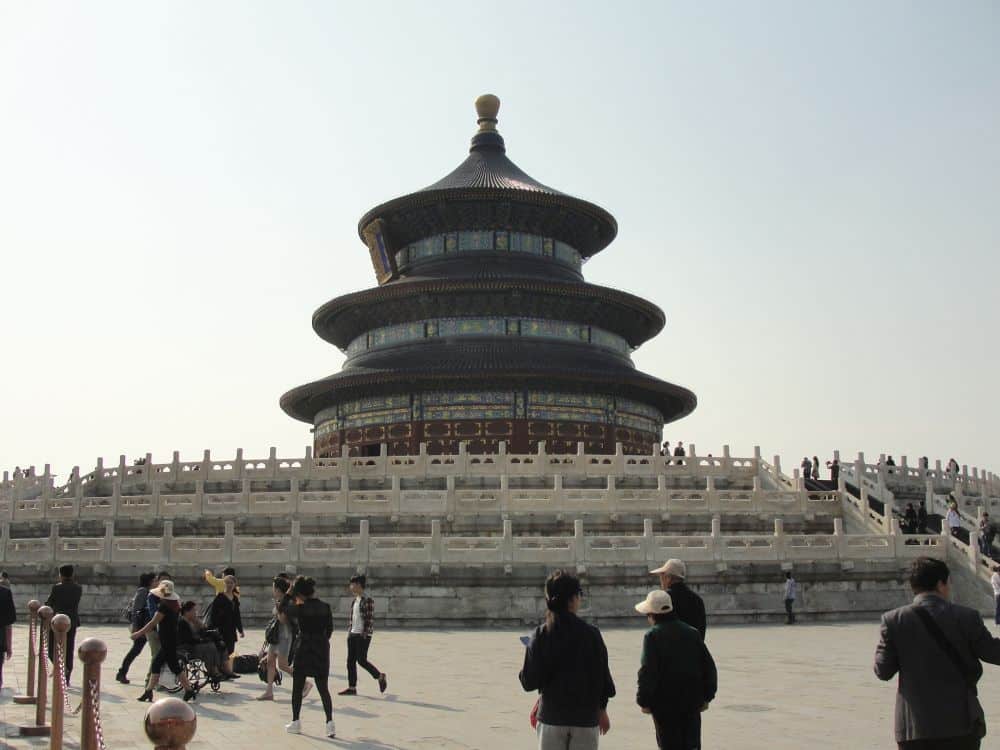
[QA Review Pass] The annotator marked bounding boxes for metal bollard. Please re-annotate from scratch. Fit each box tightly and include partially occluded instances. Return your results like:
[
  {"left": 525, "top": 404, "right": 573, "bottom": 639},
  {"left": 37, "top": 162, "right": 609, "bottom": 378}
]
[
  {"left": 144, "top": 697, "right": 197, "bottom": 750},
  {"left": 78, "top": 638, "right": 108, "bottom": 750},
  {"left": 13, "top": 599, "right": 41, "bottom": 705},
  {"left": 50, "top": 614, "right": 71, "bottom": 750},
  {"left": 18, "top": 604, "right": 52, "bottom": 736}
]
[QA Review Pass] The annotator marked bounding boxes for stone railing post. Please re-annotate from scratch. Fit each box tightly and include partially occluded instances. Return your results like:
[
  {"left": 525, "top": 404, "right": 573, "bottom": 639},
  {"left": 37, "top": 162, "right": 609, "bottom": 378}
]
[
  {"left": 290, "top": 519, "right": 301, "bottom": 565},
  {"left": 50, "top": 614, "right": 71, "bottom": 750},
  {"left": 13, "top": 599, "right": 41, "bottom": 704},
  {"left": 501, "top": 519, "right": 513, "bottom": 572},
  {"left": 430, "top": 519, "right": 442, "bottom": 574},
  {"left": 643, "top": 518, "right": 654, "bottom": 563},
  {"left": 223, "top": 521, "right": 235, "bottom": 563},
  {"left": 144, "top": 697, "right": 197, "bottom": 749},
  {"left": 711, "top": 516, "right": 723, "bottom": 569},
  {"left": 774, "top": 518, "right": 785, "bottom": 561},
  {"left": 357, "top": 519, "right": 370, "bottom": 572},
  {"left": 574, "top": 519, "right": 585, "bottom": 571},
  {"left": 78, "top": 638, "right": 107, "bottom": 750},
  {"left": 19, "top": 605, "right": 52, "bottom": 736}
]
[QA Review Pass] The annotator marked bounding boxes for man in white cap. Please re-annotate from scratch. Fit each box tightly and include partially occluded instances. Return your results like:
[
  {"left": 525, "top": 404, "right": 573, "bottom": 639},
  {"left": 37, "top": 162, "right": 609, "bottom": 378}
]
[
  {"left": 635, "top": 590, "right": 717, "bottom": 750},
  {"left": 649, "top": 559, "right": 706, "bottom": 638}
]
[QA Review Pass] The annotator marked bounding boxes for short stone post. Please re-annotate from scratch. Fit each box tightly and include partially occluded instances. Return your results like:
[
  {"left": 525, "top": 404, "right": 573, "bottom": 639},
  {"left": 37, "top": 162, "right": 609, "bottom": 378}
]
[
  {"left": 78, "top": 638, "right": 107, "bottom": 750},
  {"left": 13, "top": 599, "right": 41, "bottom": 704},
  {"left": 50, "top": 614, "right": 71, "bottom": 750},
  {"left": 19, "top": 605, "right": 52, "bottom": 736},
  {"left": 357, "top": 519, "right": 370, "bottom": 572},
  {"left": 144, "top": 697, "right": 197, "bottom": 749}
]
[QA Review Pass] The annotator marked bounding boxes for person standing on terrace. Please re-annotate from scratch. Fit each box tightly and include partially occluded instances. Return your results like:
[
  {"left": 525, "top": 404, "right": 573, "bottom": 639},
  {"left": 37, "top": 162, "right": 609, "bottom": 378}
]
[
  {"left": 673, "top": 442, "right": 685, "bottom": 465},
  {"left": 800, "top": 456, "right": 812, "bottom": 482},
  {"left": 827, "top": 457, "right": 840, "bottom": 483},
  {"left": 650, "top": 559, "right": 706, "bottom": 638},
  {"left": 946, "top": 504, "right": 963, "bottom": 538}
]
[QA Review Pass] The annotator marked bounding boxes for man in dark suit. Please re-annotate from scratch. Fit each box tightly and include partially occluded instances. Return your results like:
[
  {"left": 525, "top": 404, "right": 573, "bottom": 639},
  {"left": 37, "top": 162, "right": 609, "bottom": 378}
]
[
  {"left": 875, "top": 557, "right": 1000, "bottom": 749},
  {"left": 0, "top": 581, "right": 15, "bottom": 692},
  {"left": 46, "top": 564, "right": 83, "bottom": 685}
]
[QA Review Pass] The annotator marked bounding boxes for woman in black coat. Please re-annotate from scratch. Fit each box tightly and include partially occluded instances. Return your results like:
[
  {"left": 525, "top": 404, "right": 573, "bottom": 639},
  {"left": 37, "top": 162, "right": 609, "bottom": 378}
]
[
  {"left": 207, "top": 575, "right": 243, "bottom": 671},
  {"left": 284, "top": 576, "right": 335, "bottom": 738}
]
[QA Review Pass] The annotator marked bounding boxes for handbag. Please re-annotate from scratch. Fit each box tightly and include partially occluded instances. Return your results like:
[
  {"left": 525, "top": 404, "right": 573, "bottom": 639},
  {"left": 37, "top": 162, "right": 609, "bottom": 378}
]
[{"left": 264, "top": 617, "right": 280, "bottom": 645}]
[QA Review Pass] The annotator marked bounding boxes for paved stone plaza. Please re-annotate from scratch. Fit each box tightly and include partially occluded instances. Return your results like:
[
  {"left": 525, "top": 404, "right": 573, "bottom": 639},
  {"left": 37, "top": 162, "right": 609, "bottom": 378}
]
[{"left": 4, "top": 621, "right": 999, "bottom": 749}]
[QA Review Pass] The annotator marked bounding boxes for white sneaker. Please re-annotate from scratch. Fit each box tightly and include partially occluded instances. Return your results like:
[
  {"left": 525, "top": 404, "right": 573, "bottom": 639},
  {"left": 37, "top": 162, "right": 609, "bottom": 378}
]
[
  {"left": 326, "top": 720, "right": 336, "bottom": 738},
  {"left": 285, "top": 720, "right": 301, "bottom": 734}
]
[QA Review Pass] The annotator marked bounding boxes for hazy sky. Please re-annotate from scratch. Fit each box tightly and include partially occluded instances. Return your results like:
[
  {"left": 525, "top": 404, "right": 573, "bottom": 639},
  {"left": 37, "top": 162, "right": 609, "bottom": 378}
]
[{"left": 1, "top": 2, "right": 997, "bottom": 479}]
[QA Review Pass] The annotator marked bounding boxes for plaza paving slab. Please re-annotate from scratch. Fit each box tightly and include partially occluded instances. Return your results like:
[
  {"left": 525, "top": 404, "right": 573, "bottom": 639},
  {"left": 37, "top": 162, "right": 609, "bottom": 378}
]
[{"left": 3, "top": 622, "right": 1000, "bottom": 749}]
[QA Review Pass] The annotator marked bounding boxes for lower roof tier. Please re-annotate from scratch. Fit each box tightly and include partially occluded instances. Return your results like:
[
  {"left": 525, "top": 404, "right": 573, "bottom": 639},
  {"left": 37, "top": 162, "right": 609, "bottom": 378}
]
[
  {"left": 312, "top": 277, "right": 666, "bottom": 350},
  {"left": 280, "top": 364, "right": 696, "bottom": 427}
]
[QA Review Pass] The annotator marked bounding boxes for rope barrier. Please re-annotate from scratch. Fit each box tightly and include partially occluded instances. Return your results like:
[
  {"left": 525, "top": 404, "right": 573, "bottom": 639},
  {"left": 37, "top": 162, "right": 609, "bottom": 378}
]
[{"left": 88, "top": 678, "right": 107, "bottom": 750}]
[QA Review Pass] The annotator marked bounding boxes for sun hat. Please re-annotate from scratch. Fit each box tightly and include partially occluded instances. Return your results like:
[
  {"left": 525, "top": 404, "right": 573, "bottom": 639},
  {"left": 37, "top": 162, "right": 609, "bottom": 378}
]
[
  {"left": 649, "top": 559, "right": 687, "bottom": 579},
  {"left": 154, "top": 579, "right": 180, "bottom": 602},
  {"left": 635, "top": 590, "right": 674, "bottom": 615}
]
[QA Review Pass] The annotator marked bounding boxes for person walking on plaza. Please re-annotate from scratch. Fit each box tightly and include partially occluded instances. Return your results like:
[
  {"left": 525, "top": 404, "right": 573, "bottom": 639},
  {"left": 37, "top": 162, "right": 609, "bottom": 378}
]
[
  {"left": 520, "top": 570, "right": 615, "bottom": 749},
  {"left": 339, "top": 574, "right": 387, "bottom": 696},
  {"left": 783, "top": 572, "right": 797, "bottom": 624},
  {"left": 208, "top": 575, "right": 244, "bottom": 676},
  {"left": 46, "top": 564, "right": 82, "bottom": 685},
  {"left": 117, "top": 572, "right": 155, "bottom": 684},
  {"left": 131, "top": 580, "right": 194, "bottom": 702},
  {"left": 285, "top": 576, "right": 336, "bottom": 738},
  {"left": 144, "top": 571, "right": 169, "bottom": 684},
  {"left": 0, "top": 578, "right": 14, "bottom": 693},
  {"left": 650, "top": 559, "right": 706, "bottom": 638},
  {"left": 259, "top": 573, "right": 298, "bottom": 701},
  {"left": 874, "top": 557, "right": 1000, "bottom": 748},
  {"left": 634, "top": 590, "right": 716, "bottom": 750}
]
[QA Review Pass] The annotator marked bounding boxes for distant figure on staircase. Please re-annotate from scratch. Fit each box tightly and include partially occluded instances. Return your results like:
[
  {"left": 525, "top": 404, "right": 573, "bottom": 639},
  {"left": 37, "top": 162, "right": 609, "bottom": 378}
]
[
  {"left": 979, "top": 514, "right": 995, "bottom": 557},
  {"left": 919, "top": 456, "right": 929, "bottom": 475},
  {"left": 800, "top": 457, "right": 812, "bottom": 481},
  {"left": 827, "top": 458, "right": 840, "bottom": 483},
  {"left": 947, "top": 458, "right": 960, "bottom": 477},
  {"left": 673, "top": 442, "right": 685, "bottom": 466},
  {"left": 811, "top": 456, "right": 820, "bottom": 481},
  {"left": 886, "top": 455, "right": 896, "bottom": 474},
  {"left": 916, "top": 502, "right": 928, "bottom": 535},
  {"left": 903, "top": 504, "right": 917, "bottom": 534},
  {"left": 661, "top": 441, "right": 669, "bottom": 457},
  {"left": 946, "top": 504, "right": 962, "bottom": 538}
]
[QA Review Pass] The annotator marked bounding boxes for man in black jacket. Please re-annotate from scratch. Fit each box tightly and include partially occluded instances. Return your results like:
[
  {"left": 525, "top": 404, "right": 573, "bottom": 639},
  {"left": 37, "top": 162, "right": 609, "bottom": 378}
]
[
  {"left": 46, "top": 564, "right": 83, "bottom": 684},
  {"left": 0, "top": 581, "right": 15, "bottom": 692},
  {"left": 650, "top": 559, "right": 707, "bottom": 638},
  {"left": 635, "top": 589, "right": 717, "bottom": 749}
]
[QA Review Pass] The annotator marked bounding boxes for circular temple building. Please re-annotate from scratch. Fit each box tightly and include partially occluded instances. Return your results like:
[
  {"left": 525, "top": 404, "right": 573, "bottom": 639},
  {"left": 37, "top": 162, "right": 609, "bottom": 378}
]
[{"left": 281, "top": 95, "right": 696, "bottom": 457}]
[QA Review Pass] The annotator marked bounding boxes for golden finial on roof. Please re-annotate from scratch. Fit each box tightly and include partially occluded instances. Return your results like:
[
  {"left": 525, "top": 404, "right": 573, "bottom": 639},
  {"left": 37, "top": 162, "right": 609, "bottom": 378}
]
[{"left": 475, "top": 94, "right": 500, "bottom": 132}]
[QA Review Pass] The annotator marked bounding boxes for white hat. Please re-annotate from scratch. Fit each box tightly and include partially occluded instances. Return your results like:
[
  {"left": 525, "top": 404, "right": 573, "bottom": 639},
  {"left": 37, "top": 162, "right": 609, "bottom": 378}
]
[
  {"left": 154, "top": 580, "right": 180, "bottom": 602},
  {"left": 635, "top": 589, "right": 674, "bottom": 615},
  {"left": 649, "top": 559, "right": 686, "bottom": 579}
]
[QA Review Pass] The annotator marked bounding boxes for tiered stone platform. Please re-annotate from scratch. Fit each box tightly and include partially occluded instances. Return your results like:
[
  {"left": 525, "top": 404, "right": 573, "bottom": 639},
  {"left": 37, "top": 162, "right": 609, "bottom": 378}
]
[{"left": 1, "top": 444, "right": 996, "bottom": 624}]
